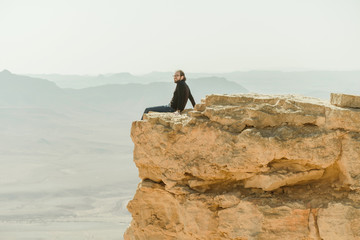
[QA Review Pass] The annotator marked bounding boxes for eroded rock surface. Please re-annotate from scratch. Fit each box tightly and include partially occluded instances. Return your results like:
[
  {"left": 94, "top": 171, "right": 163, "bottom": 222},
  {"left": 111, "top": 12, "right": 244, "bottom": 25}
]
[
  {"left": 125, "top": 94, "right": 360, "bottom": 240},
  {"left": 331, "top": 93, "right": 360, "bottom": 108}
]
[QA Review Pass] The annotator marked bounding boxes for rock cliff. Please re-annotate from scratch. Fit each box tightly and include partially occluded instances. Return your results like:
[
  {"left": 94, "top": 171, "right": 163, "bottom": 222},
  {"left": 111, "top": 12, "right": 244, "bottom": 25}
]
[{"left": 125, "top": 93, "right": 360, "bottom": 240}]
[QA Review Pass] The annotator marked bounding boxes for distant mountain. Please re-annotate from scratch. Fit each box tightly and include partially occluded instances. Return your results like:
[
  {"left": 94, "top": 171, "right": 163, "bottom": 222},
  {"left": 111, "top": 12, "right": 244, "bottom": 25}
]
[
  {"left": 29, "top": 71, "right": 205, "bottom": 88},
  {"left": 28, "top": 71, "right": 235, "bottom": 88},
  {"left": 29, "top": 71, "right": 360, "bottom": 100},
  {"left": 67, "top": 77, "right": 249, "bottom": 114},
  {"left": 217, "top": 71, "right": 360, "bottom": 99},
  {"left": 190, "top": 77, "right": 248, "bottom": 99},
  {"left": 28, "top": 72, "right": 138, "bottom": 88},
  {"left": 0, "top": 70, "right": 65, "bottom": 106},
  {"left": 0, "top": 70, "right": 248, "bottom": 114},
  {"left": 8, "top": 68, "right": 360, "bottom": 110}
]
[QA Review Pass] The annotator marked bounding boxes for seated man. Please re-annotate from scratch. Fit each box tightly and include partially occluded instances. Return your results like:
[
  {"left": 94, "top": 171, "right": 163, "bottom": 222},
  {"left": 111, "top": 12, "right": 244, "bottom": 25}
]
[{"left": 141, "top": 70, "right": 196, "bottom": 120}]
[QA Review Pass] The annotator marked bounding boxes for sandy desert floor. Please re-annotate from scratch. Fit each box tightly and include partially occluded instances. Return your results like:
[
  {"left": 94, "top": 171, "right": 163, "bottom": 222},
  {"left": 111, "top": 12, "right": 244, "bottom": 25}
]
[{"left": 0, "top": 107, "right": 139, "bottom": 239}]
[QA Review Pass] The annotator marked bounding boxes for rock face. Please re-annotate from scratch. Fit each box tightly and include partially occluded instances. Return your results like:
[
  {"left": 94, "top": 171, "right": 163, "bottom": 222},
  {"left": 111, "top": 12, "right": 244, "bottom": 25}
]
[
  {"left": 331, "top": 93, "right": 360, "bottom": 108},
  {"left": 125, "top": 93, "right": 360, "bottom": 240}
]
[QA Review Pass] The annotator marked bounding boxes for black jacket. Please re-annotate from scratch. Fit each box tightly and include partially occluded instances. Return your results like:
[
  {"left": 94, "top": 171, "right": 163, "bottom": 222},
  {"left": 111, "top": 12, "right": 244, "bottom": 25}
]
[{"left": 170, "top": 80, "right": 196, "bottom": 112}]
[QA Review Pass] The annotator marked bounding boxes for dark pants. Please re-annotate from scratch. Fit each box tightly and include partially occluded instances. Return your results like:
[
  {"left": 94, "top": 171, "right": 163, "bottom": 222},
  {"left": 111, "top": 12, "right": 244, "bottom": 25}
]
[{"left": 141, "top": 105, "right": 175, "bottom": 120}]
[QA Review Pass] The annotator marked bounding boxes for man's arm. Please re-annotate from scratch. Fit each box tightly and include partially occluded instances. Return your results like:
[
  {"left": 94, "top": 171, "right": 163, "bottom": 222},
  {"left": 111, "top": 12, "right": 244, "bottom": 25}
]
[{"left": 189, "top": 90, "right": 196, "bottom": 107}]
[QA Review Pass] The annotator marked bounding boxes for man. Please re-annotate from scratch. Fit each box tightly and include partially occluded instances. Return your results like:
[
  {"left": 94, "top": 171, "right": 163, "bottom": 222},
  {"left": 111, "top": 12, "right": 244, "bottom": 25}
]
[{"left": 141, "top": 70, "right": 196, "bottom": 120}]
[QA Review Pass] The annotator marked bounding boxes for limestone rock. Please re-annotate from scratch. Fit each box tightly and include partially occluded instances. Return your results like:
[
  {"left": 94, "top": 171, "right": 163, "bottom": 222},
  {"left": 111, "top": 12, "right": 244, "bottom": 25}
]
[
  {"left": 317, "top": 203, "right": 360, "bottom": 239},
  {"left": 125, "top": 93, "right": 360, "bottom": 239},
  {"left": 331, "top": 93, "right": 360, "bottom": 108}
]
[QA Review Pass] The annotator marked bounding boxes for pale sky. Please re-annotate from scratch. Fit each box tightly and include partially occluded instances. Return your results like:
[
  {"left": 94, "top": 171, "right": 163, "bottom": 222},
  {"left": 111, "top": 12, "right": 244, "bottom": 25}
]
[{"left": 1, "top": 0, "right": 360, "bottom": 75}]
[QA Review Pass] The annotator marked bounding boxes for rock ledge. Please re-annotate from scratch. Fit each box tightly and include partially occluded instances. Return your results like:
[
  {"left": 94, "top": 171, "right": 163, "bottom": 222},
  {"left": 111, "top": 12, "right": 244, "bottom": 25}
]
[{"left": 125, "top": 93, "right": 360, "bottom": 240}]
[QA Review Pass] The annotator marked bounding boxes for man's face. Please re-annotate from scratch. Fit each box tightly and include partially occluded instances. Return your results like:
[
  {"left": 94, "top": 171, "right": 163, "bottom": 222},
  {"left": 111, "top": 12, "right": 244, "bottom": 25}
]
[{"left": 173, "top": 72, "right": 183, "bottom": 83}]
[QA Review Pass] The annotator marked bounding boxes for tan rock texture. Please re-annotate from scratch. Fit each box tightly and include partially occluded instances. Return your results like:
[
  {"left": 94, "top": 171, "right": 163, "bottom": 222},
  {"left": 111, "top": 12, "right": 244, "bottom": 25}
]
[
  {"left": 331, "top": 93, "right": 360, "bottom": 108},
  {"left": 125, "top": 93, "right": 360, "bottom": 240}
]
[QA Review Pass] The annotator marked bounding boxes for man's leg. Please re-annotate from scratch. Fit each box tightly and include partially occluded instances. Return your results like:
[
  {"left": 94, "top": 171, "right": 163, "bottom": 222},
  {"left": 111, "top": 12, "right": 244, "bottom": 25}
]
[{"left": 141, "top": 105, "right": 174, "bottom": 120}]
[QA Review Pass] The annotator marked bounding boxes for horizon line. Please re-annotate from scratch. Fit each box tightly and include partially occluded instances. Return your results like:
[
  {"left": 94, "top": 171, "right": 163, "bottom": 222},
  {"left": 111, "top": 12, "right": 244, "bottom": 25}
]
[{"left": 2, "top": 69, "right": 360, "bottom": 77}]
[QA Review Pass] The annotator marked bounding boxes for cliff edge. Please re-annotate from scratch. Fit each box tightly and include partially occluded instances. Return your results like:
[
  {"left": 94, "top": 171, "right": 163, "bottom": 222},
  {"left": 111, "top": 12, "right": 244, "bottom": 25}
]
[{"left": 125, "top": 93, "right": 360, "bottom": 240}]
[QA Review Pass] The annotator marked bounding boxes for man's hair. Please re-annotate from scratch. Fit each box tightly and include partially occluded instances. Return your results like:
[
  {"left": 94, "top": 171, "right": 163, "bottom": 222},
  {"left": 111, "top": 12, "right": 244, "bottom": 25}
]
[{"left": 176, "top": 70, "right": 186, "bottom": 81}]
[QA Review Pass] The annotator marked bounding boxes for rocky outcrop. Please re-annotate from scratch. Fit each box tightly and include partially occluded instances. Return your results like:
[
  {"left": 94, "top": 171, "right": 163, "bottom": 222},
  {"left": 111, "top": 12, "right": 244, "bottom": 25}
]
[
  {"left": 331, "top": 93, "right": 360, "bottom": 108},
  {"left": 125, "top": 93, "right": 360, "bottom": 240}
]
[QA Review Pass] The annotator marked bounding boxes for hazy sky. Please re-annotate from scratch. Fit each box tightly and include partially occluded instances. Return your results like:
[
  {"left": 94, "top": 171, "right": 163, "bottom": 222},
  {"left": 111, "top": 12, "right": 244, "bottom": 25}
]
[{"left": 1, "top": 0, "right": 360, "bottom": 75}]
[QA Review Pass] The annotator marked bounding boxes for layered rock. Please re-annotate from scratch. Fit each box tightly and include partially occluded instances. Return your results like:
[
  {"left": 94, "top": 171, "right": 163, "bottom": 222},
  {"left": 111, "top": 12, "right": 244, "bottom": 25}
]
[
  {"left": 331, "top": 93, "right": 360, "bottom": 108},
  {"left": 125, "top": 93, "right": 360, "bottom": 240}
]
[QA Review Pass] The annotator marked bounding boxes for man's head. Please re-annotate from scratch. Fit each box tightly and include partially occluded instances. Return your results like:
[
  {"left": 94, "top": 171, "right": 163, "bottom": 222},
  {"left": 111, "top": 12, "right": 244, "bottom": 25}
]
[{"left": 173, "top": 70, "right": 186, "bottom": 83}]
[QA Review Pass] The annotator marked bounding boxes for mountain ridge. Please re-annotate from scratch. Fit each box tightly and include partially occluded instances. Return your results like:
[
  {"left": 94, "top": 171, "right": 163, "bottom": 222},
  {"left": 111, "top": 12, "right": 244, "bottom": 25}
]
[{"left": 0, "top": 71, "right": 247, "bottom": 112}]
